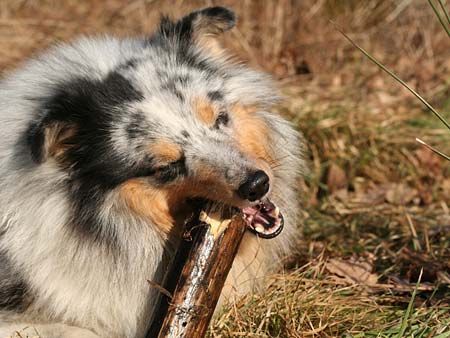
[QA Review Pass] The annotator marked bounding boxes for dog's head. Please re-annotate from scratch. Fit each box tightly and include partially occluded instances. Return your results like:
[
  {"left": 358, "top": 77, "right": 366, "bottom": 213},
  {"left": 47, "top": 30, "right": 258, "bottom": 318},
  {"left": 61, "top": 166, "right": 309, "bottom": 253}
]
[{"left": 25, "top": 7, "right": 301, "bottom": 242}]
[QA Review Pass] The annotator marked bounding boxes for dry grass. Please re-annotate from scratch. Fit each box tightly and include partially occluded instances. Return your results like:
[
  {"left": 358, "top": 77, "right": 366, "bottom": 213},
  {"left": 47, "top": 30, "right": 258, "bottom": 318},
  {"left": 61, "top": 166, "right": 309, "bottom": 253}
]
[
  {"left": 0, "top": 1, "right": 449, "bottom": 337},
  {"left": 210, "top": 78, "right": 450, "bottom": 336}
]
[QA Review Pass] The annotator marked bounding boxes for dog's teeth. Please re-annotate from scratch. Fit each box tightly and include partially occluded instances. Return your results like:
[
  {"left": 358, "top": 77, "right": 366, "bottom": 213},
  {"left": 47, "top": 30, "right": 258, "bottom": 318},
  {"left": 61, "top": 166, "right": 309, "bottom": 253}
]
[
  {"left": 269, "top": 206, "right": 280, "bottom": 218},
  {"left": 255, "top": 224, "right": 265, "bottom": 233}
]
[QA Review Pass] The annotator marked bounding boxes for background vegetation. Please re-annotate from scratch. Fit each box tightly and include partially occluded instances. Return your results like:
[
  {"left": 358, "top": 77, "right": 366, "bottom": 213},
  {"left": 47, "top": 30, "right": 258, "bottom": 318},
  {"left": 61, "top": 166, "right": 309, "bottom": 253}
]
[{"left": 1, "top": 1, "right": 449, "bottom": 337}]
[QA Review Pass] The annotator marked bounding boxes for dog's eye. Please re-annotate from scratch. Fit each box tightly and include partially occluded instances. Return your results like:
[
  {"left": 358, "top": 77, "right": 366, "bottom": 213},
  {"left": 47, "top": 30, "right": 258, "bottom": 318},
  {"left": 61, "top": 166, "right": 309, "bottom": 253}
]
[{"left": 214, "top": 111, "right": 229, "bottom": 128}]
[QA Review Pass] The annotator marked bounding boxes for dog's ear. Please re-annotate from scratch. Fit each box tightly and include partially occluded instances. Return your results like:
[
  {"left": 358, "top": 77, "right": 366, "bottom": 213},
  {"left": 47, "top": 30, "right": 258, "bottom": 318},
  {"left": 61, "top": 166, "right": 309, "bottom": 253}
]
[
  {"left": 158, "top": 7, "right": 235, "bottom": 47},
  {"left": 27, "top": 115, "right": 77, "bottom": 163},
  {"left": 187, "top": 7, "right": 236, "bottom": 37}
]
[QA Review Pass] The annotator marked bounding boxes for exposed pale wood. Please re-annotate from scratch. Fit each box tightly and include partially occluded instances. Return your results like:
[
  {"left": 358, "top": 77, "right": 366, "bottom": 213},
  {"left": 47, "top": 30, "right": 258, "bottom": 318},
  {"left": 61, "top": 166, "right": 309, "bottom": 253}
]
[{"left": 148, "top": 207, "right": 246, "bottom": 338}]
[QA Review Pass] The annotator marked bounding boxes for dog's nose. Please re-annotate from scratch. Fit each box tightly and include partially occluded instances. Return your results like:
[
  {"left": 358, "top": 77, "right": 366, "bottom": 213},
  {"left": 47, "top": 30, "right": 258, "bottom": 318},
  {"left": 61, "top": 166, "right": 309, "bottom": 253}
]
[{"left": 237, "top": 170, "right": 270, "bottom": 202}]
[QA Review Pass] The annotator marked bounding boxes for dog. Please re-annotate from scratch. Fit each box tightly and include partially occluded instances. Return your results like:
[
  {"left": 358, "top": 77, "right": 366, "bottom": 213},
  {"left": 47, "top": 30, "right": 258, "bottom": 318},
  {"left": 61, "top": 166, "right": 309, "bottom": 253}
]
[{"left": 0, "top": 7, "right": 305, "bottom": 338}]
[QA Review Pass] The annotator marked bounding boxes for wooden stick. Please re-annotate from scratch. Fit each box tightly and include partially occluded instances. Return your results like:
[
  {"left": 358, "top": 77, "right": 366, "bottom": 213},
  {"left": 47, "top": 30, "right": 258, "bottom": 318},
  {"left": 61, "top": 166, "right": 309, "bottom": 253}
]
[{"left": 147, "top": 206, "right": 246, "bottom": 338}]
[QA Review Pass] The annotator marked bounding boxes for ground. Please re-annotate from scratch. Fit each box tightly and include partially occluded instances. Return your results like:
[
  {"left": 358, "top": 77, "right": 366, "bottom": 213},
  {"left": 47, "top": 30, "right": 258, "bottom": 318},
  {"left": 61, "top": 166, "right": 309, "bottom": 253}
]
[{"left": 1, "top": 1, "right": 449, "bottom": 337}]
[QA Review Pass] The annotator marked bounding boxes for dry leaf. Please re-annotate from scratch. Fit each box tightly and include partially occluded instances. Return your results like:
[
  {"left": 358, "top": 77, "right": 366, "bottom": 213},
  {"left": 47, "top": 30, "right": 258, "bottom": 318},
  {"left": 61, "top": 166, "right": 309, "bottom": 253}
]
[
  {"left": 376, "top": 91, "right": 397, "bottom": 105},
  {"left": 415, "top": 147, "right": 442, "bottom": 177},
  {"left": 385, "top": 183, "right": 418, "bottom": 205},
  {"left": 417, "top": 183, "right": 433, "bottom": 205},
  {"left": 442, "top": 178, "right": 450, "bottom": 199},
  {"left": 327, "top": 163, "right": 348, "bottom": 194},
  {"left": 334, "top": 188, "right": 349, "bottom": 201},
  {"left": 325, "top": 258, "right": 378, "bottom": 286},
  {"left": 355, "top": 185, "right": 387, "bottom": 205}
]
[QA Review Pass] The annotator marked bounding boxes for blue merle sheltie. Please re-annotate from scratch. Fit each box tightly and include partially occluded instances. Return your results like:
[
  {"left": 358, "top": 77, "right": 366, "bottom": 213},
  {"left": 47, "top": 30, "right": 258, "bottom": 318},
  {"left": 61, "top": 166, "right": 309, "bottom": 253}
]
[{"left": 0, "top": 7, "right": 305, "bottom": 338}]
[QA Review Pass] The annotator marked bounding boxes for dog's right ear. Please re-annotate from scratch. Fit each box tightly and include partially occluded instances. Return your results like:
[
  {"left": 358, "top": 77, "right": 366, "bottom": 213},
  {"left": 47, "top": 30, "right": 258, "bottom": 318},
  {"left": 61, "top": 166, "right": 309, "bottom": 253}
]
[{"left": 27, "top": 114, "right": 77, "bottom": 164}]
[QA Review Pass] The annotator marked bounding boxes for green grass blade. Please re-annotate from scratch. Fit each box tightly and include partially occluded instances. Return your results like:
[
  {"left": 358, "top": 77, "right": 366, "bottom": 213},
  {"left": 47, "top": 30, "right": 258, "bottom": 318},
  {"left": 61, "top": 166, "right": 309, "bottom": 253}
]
[
  {"left": 397, "top": 268, "right": 423, "bottom": 338},
  {"left": 416, "top": 138, "right": 450, "bottom": 161},
  {"left": 438, "top": 0, "right": 450, "bottom": 27},
  {"left": 429, "top": 0, "right": 450, "bottom": 37},
  {"left": 434, "top": 331, "right": 450, "bottom": 338},
  {"left": 334, "top": 24, "right": 450, "bottom": 131}
]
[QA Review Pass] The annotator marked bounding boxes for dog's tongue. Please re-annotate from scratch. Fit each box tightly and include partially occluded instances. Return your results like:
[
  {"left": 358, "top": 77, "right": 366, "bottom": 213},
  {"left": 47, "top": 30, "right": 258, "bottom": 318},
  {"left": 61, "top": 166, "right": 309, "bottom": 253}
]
[{"left": 242, "top": 199, "right": 284, "bottom": 239}]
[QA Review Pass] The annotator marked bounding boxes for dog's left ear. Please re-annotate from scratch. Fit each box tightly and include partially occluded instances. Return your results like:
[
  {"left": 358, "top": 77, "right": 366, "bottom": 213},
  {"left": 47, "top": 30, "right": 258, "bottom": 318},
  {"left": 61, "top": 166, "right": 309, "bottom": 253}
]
[
  {"left": 187, "top": 7, "right": 235, "bottom": 37},
  {"left": 158, "top": 7, "right": 235, "bottom": 48}
]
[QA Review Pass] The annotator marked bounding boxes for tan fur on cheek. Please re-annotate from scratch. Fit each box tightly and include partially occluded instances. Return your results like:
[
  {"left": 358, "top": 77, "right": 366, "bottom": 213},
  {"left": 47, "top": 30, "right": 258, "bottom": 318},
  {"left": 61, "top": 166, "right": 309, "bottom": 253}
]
[
  {"left": 193, "top": 97, "right": 217, "bottom": 126},
  {"left": 187, "top": 165, "right": 235, "bottom": 201},
  {"left": 148, "top": 140, "right": 182, "bottom": 164},
  {"left": 232, "top": 105, "right": 277, "bottom": 167},
  {"left": 120, "top": 177, "right": 236, "bottom": 239},
  {"left": 120, "top": 179, "right": 174, "bottom": 236}
]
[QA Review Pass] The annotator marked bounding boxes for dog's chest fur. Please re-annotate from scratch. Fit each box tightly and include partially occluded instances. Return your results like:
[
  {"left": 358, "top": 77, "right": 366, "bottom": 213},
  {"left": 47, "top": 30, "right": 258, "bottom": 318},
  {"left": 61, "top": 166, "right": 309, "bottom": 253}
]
[{"left": 0, "top": 185, "right": 170, "bottom": 337}]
